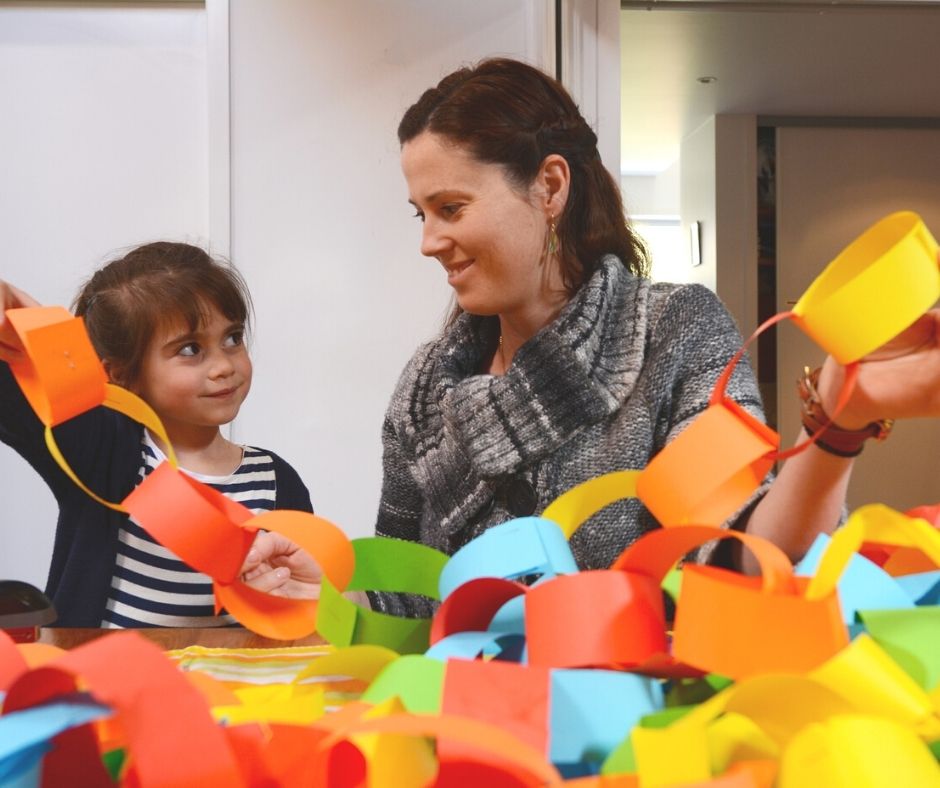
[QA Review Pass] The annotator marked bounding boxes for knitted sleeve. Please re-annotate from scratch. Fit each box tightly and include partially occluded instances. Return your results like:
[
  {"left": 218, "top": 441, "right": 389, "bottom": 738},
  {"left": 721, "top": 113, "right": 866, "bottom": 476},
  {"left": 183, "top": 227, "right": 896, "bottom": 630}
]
[
  {"left": 647, "top": 283, "right": 765, "bottom": 445},
  {"left": 646, "top": 284, "right": 773, "bottom": 565},
  {"left": 368, "top": 413, "right": 438, "bottom": 619}
]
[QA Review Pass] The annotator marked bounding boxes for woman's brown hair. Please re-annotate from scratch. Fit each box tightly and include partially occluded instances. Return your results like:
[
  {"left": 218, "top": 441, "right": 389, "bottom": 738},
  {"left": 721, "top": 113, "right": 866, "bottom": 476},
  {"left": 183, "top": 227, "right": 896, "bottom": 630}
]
[
  {"left": 398, "top": 57, "right": 649, "bottom": 295},
  {"left": 72, "top": 242, "right": 252, "bottom": 388}
]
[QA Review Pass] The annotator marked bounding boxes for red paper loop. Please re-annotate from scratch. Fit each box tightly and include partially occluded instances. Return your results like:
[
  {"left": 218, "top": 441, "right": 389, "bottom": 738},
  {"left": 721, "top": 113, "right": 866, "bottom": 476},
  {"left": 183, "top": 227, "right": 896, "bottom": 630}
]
[
  {"left": 526, "top": 570, "right": 667, "bottom": 669},
  {"left": 430, "top": 577, "right": 528, "bottom": 645}
]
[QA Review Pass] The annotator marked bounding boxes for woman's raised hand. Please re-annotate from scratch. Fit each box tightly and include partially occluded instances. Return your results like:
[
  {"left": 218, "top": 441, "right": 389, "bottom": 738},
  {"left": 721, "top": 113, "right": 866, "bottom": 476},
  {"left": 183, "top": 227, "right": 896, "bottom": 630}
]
[{"left": 818, "top": 304, "right": 940, "bottom": 430}]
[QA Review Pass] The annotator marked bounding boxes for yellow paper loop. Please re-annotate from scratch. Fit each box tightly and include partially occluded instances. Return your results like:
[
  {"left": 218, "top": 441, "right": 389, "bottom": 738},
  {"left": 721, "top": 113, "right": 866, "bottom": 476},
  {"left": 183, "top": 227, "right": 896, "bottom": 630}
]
[
  {"left": 806, "top": 504, "right": 940, "bottom": 600},
  {"left": 542, "top": 470, "right": 640, "bottom": 539},
  {"left": 793, "top": 211, "right": 940, "bottom": 364}
]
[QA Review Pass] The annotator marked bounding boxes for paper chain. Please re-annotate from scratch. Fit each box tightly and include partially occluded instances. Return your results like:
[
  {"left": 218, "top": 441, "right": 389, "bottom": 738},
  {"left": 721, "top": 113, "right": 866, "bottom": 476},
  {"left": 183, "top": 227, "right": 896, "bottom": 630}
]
[{"left": 1, "top": 211, "right": 939, "bottom": 785}]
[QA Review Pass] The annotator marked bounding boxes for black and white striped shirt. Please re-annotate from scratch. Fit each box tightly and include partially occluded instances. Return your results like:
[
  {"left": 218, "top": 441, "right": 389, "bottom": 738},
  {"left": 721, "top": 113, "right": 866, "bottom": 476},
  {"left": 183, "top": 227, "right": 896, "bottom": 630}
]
[{"left": 101, "top": 432, "right": 278, "bottom": 628}]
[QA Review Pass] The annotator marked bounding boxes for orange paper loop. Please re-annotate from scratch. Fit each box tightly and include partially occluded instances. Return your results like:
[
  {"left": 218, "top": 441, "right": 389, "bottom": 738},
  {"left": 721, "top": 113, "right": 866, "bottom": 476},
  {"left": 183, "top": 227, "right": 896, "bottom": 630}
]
[
  {"left": 637, "top": 310, "right": 860, "bottom": 528},
  {"left": 5, "top": 307, "right": 107, "bottom": 426},
  {"left": 616, "top": 527, "right": 846, "bottom": 678},
  {"left": 315, "top": 710, "right": 563, "bottom": 787}
]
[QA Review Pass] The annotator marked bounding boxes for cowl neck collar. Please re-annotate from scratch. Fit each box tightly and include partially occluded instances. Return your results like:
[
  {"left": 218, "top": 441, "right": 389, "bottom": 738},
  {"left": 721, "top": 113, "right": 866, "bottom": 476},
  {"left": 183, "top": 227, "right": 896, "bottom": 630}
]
[{"left": 412, "top": 256, "right": 650, "bottom": 536}]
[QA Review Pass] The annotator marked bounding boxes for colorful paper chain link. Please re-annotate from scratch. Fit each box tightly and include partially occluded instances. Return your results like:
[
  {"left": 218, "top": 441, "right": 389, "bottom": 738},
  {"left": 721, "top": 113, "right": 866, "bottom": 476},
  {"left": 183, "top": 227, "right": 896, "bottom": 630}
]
[
  {"left": 1, "top": 499, "right": 937, "bottom": 786},
  {"left": 2, "top": 211, "right": 939, "bottom": 785}
]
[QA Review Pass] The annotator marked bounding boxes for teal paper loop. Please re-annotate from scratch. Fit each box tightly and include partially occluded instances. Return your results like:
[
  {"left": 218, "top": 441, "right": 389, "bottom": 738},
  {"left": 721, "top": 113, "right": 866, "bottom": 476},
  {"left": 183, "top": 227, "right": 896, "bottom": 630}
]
[{"left": 438, "top": 517, "right": 578, "bottom": 600}]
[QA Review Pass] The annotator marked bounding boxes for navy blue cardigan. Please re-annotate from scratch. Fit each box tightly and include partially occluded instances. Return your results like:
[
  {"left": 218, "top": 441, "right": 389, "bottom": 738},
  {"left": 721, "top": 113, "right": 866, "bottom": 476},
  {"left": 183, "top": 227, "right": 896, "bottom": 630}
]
[{"left": 0, "top": 362, "right": 313, "bottom": 627}]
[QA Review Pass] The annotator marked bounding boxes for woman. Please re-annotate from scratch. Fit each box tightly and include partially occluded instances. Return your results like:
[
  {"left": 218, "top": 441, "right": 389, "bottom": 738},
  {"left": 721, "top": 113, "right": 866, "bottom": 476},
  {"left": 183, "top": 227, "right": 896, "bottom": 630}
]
[{"left": 245, "top": 58, "right": 940, "bottom": 613}]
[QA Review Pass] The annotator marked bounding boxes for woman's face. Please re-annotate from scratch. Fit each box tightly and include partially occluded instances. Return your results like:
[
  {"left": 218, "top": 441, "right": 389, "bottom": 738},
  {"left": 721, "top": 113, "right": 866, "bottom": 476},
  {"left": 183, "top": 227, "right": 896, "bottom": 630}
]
[{"left": 401, "top": 131, "right": 564, "bottom": 326}]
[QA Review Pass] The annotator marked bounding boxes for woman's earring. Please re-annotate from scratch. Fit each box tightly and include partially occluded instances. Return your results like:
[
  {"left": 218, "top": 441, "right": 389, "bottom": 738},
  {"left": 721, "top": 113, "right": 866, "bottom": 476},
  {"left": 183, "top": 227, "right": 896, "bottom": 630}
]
[{"left": 548, "top": 215, "right": 559, "bottom": 256}]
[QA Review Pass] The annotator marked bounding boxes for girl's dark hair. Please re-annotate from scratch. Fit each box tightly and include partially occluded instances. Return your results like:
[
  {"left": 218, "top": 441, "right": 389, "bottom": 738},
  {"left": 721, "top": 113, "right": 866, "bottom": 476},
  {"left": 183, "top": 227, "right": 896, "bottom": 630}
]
[
  {"left": 72, "top": 242, "right": 252, "bottom": 388},
  {"left": 398, "top": 57, "right": 649, "bottom": 294}
]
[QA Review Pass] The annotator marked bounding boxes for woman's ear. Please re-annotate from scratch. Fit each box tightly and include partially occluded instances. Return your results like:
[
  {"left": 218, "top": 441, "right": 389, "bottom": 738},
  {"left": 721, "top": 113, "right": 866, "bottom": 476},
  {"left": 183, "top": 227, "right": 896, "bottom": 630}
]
[{"left": 536, "top": 153, "right": 571, "bottom": 218}]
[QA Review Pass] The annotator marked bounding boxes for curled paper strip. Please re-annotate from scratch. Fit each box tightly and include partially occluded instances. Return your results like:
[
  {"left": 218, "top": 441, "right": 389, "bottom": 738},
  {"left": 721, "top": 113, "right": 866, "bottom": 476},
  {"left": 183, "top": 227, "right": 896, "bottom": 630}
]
[
  {"left": 5, "top": 307, "right": 107, "bottom": 427},
  {"left": 3, "top": 632, "right": 243, "bottom": 787},
  {"left": 637, "top": 310, "right": 860, "bottom": 530}
]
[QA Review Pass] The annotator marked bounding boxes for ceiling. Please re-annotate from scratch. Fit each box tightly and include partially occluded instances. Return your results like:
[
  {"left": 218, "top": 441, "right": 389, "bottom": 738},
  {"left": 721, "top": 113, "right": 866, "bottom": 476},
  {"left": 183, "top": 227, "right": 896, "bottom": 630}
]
[{"left": 619, "top": 1, "right": 940, "bottom": 174}]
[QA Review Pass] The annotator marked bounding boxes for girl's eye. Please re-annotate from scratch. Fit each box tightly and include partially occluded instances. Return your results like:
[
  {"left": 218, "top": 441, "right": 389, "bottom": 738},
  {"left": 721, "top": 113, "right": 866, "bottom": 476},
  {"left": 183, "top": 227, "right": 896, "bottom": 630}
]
[
  {"left": 223, "top": 330, "right": 245, "bottom": 348},
  {"left": 178, "top": 342, "right": 200, "bottom": 357}
]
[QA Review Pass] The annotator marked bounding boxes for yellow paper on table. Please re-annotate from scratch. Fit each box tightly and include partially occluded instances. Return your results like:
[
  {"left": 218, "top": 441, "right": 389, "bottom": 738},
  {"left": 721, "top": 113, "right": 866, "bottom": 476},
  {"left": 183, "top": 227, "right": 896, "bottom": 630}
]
[
  {"left": 351, "top": 696, "right": 437, "bottom": 788},
  {"left": 632, "top": 722, "right": 712, "bottom": 787},
  {"left": 809, "top": 634, "right": 939, "bottom": 737},
  {"left": 779, "top": 715, "right": 940, "bottom": 787},
  {"left": 212, "top": 683, "right": 326, "bottom": 726},
  {"left": 793, "top": 211, "right": 940, "bottom": 364}
]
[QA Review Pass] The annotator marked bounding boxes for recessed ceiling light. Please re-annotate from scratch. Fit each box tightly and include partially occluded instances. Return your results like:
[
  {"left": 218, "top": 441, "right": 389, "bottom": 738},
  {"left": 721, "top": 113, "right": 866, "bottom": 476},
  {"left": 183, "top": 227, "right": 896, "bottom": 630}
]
[{"left": 697, "top": 76, "right": 717, "bottom": 84}]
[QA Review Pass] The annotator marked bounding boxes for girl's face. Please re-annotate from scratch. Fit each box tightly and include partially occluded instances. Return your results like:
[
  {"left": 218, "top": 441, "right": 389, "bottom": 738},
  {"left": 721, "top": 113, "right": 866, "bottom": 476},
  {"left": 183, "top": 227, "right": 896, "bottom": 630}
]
[
  {"left": 132, "top": 302, "right": 252, "bottom": 438},
  {"left": 402, "top": 131, "right": 565, "bottom": 327}
]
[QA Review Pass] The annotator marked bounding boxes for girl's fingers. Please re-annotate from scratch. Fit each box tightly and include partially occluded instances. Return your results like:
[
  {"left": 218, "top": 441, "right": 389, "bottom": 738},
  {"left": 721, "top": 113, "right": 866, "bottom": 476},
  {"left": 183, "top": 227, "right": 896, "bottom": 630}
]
[{"left": 242, "top": 566, "right": 291, "bottom": 594}]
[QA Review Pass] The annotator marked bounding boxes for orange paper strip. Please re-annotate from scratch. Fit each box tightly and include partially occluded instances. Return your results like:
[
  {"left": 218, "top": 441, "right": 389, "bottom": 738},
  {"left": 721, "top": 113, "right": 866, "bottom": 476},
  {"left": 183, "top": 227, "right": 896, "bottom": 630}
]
[{"left": 5, "top": 307, "right": 107, "bottom": 426}]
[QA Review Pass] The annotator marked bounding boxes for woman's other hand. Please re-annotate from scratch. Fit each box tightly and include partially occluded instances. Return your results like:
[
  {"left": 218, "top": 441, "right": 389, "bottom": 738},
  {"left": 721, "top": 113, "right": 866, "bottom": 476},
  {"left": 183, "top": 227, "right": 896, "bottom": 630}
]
[{"left": 817, "top": 305, "right": 940, "bottom": 429}]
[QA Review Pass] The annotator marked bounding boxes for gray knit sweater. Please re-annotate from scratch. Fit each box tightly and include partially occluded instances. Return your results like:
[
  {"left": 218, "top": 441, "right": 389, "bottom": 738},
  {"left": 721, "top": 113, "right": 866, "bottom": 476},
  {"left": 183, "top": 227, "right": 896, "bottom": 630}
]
[{"left": 372, "top": 256, "right": 767, "bottom": 617}]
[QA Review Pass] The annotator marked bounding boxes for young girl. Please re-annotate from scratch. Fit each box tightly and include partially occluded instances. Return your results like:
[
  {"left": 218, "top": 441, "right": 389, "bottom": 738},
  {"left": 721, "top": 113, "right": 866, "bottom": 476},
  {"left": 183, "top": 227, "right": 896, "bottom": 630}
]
[{"left": 0, "top": 242, "right": 313, "bottom": 628}]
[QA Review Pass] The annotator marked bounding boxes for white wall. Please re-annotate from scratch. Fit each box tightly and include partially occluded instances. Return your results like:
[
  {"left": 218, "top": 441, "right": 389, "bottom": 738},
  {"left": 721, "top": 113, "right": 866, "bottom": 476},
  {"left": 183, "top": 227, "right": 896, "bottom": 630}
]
[
  {"left": 227, "top": 0, "right": 554, "bottom": 539},
  {"left": 0, "top": 6, "right": 210, "bottom": 587},
  {"left": 678, "top": 116, "right": 717, "bottom": 292}
]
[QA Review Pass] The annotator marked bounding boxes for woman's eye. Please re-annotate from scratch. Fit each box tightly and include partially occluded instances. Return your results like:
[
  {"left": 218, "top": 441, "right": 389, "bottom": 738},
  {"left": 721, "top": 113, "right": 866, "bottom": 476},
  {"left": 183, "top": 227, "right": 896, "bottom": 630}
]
[
  {"left": 412, "top": 209, "right": 425, "bottom": 222},
  {"left": 178, "top": 342, "right": 200, "bottom": 357},
  {"left": 441, "top": 204, "right": 461, "bottom": 217}
]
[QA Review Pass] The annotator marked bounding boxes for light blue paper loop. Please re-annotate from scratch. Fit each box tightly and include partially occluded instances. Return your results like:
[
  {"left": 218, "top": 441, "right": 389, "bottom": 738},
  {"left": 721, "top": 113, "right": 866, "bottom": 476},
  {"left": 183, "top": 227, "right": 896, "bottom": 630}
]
[
  {"left": 439, "top": 517, "right": 578, "bottom": 600},
  {"left": 548, "top": 669, "right": 663, "bottom": 767},
  {"left": 796, "top": 533, "right": 913, "bottom": 624}
]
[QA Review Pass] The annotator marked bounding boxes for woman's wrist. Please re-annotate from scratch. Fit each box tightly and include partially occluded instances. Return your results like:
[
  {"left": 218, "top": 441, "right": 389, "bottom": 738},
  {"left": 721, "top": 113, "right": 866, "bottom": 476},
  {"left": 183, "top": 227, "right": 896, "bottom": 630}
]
[{"left": 798, "top": 365, "right": 893, "bottom": 457}]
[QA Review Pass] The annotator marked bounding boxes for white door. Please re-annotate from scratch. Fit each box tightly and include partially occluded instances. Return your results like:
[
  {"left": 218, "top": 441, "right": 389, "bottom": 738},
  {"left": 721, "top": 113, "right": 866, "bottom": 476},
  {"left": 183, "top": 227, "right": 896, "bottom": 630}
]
[{"left": 776, "top": 126, "right": 940, "bottom": 512}]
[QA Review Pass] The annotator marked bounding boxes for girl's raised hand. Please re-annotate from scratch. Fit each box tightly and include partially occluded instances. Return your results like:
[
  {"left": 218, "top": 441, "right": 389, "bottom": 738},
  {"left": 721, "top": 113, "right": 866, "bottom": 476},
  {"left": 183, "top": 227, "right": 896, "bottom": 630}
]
[{"left": 0, "top": 281, "right": 41, "bottom": 363}]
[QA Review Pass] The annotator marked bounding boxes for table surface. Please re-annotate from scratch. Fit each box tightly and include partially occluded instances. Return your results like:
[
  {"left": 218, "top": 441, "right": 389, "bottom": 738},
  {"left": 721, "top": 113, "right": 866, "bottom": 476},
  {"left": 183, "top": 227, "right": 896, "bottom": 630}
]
[{"left": 38, "top": 627, "right": 326, "bottom": 650}]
